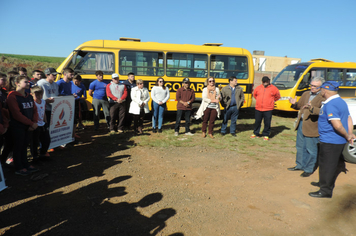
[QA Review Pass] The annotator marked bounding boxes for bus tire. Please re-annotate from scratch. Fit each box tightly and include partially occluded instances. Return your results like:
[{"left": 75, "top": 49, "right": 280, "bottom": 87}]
[{"left": 342, "top": 141, "right": 356, "bottom": 164}]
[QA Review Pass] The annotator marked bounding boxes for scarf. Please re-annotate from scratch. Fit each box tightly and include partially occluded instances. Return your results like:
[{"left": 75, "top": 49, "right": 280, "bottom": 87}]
[{"left": 207, "top": 84, "right": 216, "bottom": 101}]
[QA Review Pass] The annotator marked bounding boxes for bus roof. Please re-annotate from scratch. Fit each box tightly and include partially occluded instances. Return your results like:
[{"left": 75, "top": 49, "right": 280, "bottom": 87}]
[{"left": 74, "top": 39, "right": 251, "bottom": 56}]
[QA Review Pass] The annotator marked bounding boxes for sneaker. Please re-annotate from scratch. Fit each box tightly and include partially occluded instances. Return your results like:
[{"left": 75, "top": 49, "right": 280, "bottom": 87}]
[
  {"left": 78, "top": 123, "right": 85, "bottom": 130},
  {"left": 15, "top": 169, "right": 31, "bottom": 176},
  {"left": 117, "top": 130, "right": 123, "bottom": 134},
  {"left": 152, "top": 128, "right": 157, "bottom": 133},
  {"left": 185, "top": 132, "right": 194, "bottom": 136},
  {"left": 174, "top": 132, "right": 179, "bottom": 136},
  {"left": 28, "top": 166, "right": 39, "bottom": 173},
  {"left": 6, "top": 157, "right": 13, "bottom": 165},
  {"left": 250, "top": 134, "right": 258, "bottom": 139},
  {"left": 110, "top": 130, "right": 116, "bottom": 135},
  {"left": 158, "top": 129, "right": 162, "bottom": 133},
  {"left": 263, "top": 136, "right": 269, "bottom": 141}
]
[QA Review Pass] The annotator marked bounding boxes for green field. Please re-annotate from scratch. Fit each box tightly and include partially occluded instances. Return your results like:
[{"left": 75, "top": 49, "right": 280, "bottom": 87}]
[
  {"left": 0, "top": 53, "right": 65, "bottom": 64},
  {"left": 0, "top": 53, "right": 65, "bottom": 74}
]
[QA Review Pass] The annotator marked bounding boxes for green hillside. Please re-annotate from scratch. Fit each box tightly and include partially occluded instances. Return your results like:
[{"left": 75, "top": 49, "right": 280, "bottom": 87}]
[{"left": 0, "top": 53, "right": 65, "bottom": 74}]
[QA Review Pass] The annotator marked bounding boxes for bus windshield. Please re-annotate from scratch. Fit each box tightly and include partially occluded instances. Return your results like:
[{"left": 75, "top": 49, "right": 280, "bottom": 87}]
[{"left": 272, "top": 64, "right": 310, "bottom": 90}]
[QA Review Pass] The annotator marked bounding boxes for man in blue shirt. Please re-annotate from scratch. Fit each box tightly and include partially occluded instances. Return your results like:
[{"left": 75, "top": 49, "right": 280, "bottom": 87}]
[
  {"left": 57, "top": 68, "right": 74, "bottom": 96},
  {"left": 220, "top": 76, "right": 245, "bottom": 137},
  {"left": 89, "top": 70, "right": 110, "bottom": 130},
  {"left": 309, "top": 81, "right": 355, "bottom": 198}
]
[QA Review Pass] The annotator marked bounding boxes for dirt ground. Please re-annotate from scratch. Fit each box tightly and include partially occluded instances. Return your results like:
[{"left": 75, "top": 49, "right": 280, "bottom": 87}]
[{"left": 1, "top": 112, "right": 356, "bottom": 236}]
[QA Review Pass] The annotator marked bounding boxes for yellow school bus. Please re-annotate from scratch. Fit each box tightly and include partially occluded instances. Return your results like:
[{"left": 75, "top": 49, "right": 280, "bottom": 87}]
[
  {"left": 272, "top": 58, "right": 356, "bottom": 111},
  {"left": 56, "top": 38, "right": 254, "bottom": 110}
]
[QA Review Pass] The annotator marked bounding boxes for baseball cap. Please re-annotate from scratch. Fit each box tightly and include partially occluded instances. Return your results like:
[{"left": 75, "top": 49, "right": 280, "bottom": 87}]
[
  {"left": 262, "top": 76, "right": 270, "bottom": 83},
  {"left": 182, "top": 77, "right": 190, "bottom": 83},
  {"left": 112, "top": 73, "right": 119, "bottom": 79},
  {"left": 44, "top": 68, "right": 59, "bottom": 75},
  {"left": 319, "top": 81, "right": 339, "bottom": 91}
]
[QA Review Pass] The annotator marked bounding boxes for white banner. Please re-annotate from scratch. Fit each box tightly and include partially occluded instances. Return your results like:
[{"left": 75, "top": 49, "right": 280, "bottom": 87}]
[
  {"left": 0, "top": 163, "right": 7, "bottom": 192},
  {"left": 49, "top": 96, "right": 75, "bottom": 149}
]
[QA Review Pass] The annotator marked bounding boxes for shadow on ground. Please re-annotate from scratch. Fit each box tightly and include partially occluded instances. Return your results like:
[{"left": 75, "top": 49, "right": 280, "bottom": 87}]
[{"left": 0, "top": 125, "right": 183, "bottom": 235}]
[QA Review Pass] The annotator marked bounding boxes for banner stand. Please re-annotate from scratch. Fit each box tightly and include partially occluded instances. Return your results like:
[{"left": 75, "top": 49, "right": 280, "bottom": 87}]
[{"left": 0, "top": 162, "right": 7, "bottom": 192}]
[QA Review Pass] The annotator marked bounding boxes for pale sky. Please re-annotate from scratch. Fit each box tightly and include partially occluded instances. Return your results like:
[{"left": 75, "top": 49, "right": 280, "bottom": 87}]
[{"left": 1, "top": 0, "right": 355, "bottom": 63}]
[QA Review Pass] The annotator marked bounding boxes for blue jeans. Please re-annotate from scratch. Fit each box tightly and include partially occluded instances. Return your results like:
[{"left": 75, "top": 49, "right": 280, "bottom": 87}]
[
  {"left": 152, "top": 101, "right": 166, "bottom": 129},
  {"left": 221, "top": 105, "right": 239, "bottom": 134},
  {"left": 295, "top": 120, "right": 319, "bottom": 173}
]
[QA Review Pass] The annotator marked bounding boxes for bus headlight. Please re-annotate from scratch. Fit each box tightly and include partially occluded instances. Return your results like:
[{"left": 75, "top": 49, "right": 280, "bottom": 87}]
[{"left": 278, "top": 97, "right": 290, "bottom": 101}]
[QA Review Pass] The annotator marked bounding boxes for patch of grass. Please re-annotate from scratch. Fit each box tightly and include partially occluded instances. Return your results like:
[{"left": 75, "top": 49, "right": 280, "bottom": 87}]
[{"left": 1, "top": 53, "right": 65, "bottom": 63}]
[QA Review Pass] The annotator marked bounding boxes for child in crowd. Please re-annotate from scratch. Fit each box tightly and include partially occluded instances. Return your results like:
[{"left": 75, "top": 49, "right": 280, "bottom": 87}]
[
  {"left": 71, "top": 74, "right": 87, "bottom": 129},
  {"left": 30, "top": 86, "right": 51, "bottom": 161},
  {"left": 6, "top": 75, "right": 39, "bottom": 176}
]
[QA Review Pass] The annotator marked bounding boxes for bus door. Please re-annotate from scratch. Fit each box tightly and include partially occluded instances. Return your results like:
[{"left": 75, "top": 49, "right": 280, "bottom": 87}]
[{"left": 296, "top": 68, "right": 326, "bottom": 97}]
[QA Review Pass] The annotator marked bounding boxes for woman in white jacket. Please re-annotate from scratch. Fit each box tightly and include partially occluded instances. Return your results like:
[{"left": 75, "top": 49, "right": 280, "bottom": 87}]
[
  {"left": 129, "top": 79, "right": 150, "bottom": 134},
  {"left": 151, "top": 77, "right": 170, "bottom": 133},
  {"left": 195, "top": 77, "right": 221, "bottom": 138}
]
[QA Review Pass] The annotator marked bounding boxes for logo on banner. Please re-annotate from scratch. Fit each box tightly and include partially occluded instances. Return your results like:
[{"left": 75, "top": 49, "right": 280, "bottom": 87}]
[{"left": 54, "top": 108, "right": 68, "bottom": 128}]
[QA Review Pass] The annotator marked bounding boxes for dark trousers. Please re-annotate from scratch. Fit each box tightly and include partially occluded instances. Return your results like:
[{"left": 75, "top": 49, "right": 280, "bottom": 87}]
[
  {"left": 133, "top": 109, "right": 145, "bottom": 132},
  {"left": 30, "top": 126, "right": 51, "bottom": 158},
  {"left": 253, "top": 110, "right": 273, "bottom": 137},
  {"left": 109, "top": 102, "right": 126, "bottom": 131},
  {"left": 92, "top": 98, "right": 111, "bottom": 129},
  {"left": 175, "top": 110, "right": 191, "bottom": 133},
  {"left": 202, "top": 108, "right": 217, "bottom": 134},
  {"left": 318, "top": 142, "right": 346, "bottom": 196},
  {"left": 11, "top": 127, "right": 31, "bottom": 171},
  {"left": 0, "top": 128, "right": 13, "bottom": 165},
  {"left": 124, "top": 100, "right": 133, "bottom": 129}
]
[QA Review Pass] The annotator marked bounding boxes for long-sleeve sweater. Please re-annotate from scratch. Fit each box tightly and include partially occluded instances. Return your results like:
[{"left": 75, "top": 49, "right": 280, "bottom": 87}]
[
  {"left": 151, "top": 86, "right": 170, "bottom": 104},
  {"left": 7, "top": 91, "right": 38, "bottom": 129}
]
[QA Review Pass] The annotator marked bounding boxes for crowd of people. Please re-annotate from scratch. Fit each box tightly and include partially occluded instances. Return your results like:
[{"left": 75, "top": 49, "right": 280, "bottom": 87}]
[{"left": 0, "top": 67, "right": 354, "bottom": 199}]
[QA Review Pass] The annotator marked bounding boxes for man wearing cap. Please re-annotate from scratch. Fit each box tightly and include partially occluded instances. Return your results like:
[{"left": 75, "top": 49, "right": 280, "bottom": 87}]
[
  {"left": 89, "top": 70, "right": 110, "bottom": 130},
  {"left": 106, "top": 73, "right": 127, "bottom": 134},
  {"left": 251, "top": 76, "right": 280, "bottom": 141},
  {"left": 174, "top": 78, "right": 195, "bottom": 136},
  {"left": 287, "top": 77, "right": 325, "bottom": 177},
  {"left": 309, "top": 81, "right": 355, "bottom": 198},
  {"left": 37, "top": 67, "right": 59, "bottom": 123}
]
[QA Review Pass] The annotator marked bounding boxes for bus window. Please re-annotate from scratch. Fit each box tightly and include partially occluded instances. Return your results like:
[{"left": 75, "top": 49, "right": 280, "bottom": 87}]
[
  {"left": 327, "top": 69, "right": 343, "bottom": 85},
  {"left": 346, "top": 69, "right": 356, "bottom": 86},
  {"left": 210, "top": 55, "right": 248, "bottom": 79},
  {"left": 67, "top": 51, "right": 114, "bottom": 74},
  {"left": 166, "top": 53, "right": 207, "bottom": 77},
  {"left": 119, "top": 51, "right": 164, "bottom": 76},
  {"left": 300, "top": 69, "right": 326, "bottom": 89},
  {"left": 272, "top": 64, "right": 309, "bottom": 89}
]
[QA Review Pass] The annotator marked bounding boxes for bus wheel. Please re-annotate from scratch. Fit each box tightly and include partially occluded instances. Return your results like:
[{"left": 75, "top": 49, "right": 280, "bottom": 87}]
[{"left": 342, "top": 140, "right": 356, "bottom": 164}]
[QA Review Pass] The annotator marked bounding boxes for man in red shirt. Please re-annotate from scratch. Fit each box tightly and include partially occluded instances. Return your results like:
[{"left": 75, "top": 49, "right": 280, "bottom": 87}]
[{"left": 251, "top": 76, "right": 280, "bottom": 141}]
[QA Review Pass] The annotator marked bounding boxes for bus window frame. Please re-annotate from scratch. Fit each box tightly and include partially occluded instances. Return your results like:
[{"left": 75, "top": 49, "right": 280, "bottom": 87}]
[
  {"left": 119, "top": 50, "right": 165, "bottom": 77},
  {"left": 209, "top": 54, "right": 249, "bottom": 79},
  {"left": 67, "top": 50, "right": 115, "bottom": 75},
  {"left": 165, "top": 52, "right": 208, "bottom": 78}
]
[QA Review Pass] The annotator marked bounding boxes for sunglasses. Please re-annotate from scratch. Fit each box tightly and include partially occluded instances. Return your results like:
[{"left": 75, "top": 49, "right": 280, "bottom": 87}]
[
  {"left": 208, "top": 80, "right": 214, "bottom": 83},
  {"left": 158, "top": 81, "right": 164, "bottom": 83},
  {"left": 137, "top": 83, "right": 143, "bottom": 85}
]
